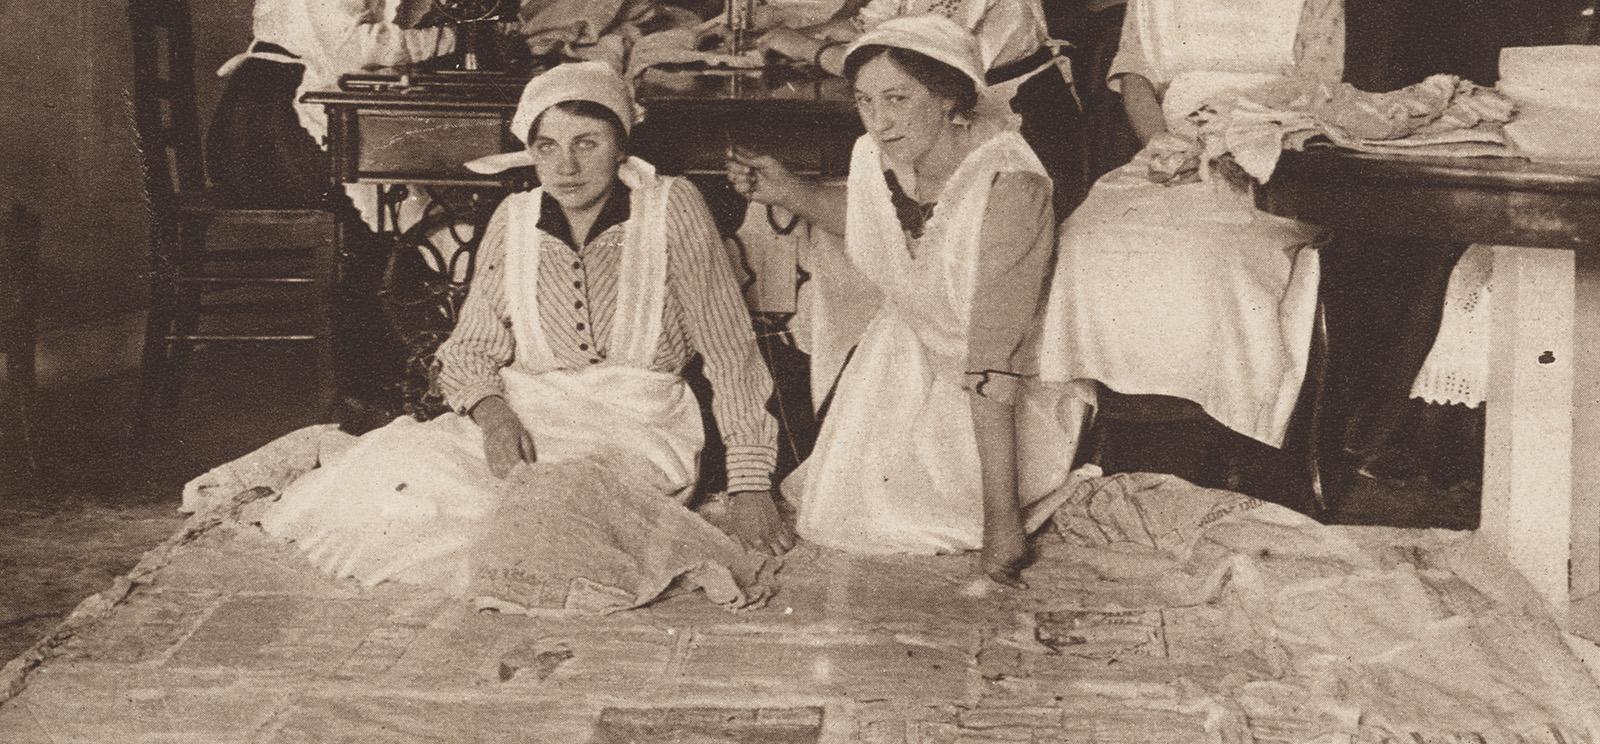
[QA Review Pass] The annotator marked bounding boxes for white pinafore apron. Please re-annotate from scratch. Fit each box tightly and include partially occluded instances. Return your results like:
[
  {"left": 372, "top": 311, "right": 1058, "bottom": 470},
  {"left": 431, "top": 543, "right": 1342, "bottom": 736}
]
[
  {"left": 261, "top": 158, "right": 702, "bottom": 593},
  {"left": 1036, "top": 0, "right": 1323, "bottom": 448},
  {"left": 787, "top": 129, "right": 1078, "bottom": 555}
]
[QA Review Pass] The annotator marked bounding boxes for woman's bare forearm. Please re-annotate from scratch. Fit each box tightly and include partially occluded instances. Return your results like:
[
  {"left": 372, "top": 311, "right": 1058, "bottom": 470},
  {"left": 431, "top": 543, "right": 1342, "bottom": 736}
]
[
  {"left": 969, "top": 393, "right": 1022, "bottom": 540},
  {"left": 777, "top": 179, "right": 849, "bottom": 237},
  {"left": 1118, "top": 73, "right": 1167, "bottom": 145}
]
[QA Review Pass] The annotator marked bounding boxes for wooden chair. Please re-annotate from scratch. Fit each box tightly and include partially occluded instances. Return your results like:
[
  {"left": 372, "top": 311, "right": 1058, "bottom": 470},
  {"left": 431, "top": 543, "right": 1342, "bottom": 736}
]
[
  {"left": 128, "top": 0, "right": 337, "bottom": 438},
  {"left": 1, "top": 204, "right": 40, "bottom": 475}
]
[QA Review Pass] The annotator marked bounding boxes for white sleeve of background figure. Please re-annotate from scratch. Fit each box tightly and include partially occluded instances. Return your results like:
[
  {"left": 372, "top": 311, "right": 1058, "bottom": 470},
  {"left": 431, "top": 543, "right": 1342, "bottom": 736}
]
[{"left": 309, "top": 0, "right": 456, "bottom": 74}]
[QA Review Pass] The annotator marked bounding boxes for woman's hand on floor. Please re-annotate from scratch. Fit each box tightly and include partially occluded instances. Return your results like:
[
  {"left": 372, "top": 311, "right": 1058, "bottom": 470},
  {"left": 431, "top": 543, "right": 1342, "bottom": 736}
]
[
  {"left": 726, "top": 490, "right": 796, "bottom": 556},
  {"left": 471, "top": 396, "right": 537, "bottom": 478}
]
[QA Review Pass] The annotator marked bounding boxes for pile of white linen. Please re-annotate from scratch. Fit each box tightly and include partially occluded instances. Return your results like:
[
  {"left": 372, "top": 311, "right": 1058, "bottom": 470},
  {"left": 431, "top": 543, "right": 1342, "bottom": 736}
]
[{"left": 1498, "top": 45, "right": 1600, "bottom": 164}]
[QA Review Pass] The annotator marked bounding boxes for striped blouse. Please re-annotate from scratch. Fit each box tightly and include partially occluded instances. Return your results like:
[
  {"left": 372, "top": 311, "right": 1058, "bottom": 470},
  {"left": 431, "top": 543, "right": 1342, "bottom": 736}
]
[{"left": 434, "top": 179, "right": 779, "bottom": 493}]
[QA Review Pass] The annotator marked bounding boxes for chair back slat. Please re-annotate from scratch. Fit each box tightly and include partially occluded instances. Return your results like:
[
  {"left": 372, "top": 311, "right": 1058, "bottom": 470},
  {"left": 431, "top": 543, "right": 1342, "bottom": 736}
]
[{"left": 128, "top": 0, "right": 206, "bottom": 211}]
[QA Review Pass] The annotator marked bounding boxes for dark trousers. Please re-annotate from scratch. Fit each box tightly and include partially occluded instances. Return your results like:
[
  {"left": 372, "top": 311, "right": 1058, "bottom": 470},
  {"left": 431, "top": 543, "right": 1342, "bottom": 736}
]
[
  {"left": 1065, "top": 3, "right": 1141, "bottom": 180},
  {"left": 1011, "top": 67, "right": 1089, "bottom": 216},
  {"left": 205, "top": 57, "right": 405, "bottom": 416}
]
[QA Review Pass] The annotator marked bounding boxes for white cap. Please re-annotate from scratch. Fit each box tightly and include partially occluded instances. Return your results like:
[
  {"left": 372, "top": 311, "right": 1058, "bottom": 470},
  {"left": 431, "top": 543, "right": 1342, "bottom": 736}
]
[
  {"left": 465, "top": 61, "right": 641, "bottom": 174},
  {"left": 844, "top": 14, "right": 986, "bottom": 88}
]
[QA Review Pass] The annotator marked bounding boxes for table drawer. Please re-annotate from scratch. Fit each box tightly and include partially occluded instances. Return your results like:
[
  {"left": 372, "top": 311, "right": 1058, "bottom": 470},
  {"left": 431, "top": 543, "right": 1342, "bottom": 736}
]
[{"left": 355, "top": 110, "right": 510, "bottom": 184}]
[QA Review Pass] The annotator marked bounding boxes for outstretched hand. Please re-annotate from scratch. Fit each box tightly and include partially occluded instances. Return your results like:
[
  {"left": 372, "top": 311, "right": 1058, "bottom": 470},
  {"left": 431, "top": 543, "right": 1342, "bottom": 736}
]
[
  {"left": 725, "top": 147, "right": 801, "bottom": 209},
  {"left": 472, "top": 396, "right": 536, "bottom": 478},
  {"left": 725, "top": 490, "right": 796, "bottom": 556}
]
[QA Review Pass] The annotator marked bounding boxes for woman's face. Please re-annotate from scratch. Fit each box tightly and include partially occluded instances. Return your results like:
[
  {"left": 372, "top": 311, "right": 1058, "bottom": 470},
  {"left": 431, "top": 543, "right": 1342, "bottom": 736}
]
[
  {"left": 853, "top": 55, "right": 956, "bottom": 166},
  {"left": 528, "top": 106, "right": 626, "bottom": 214}
]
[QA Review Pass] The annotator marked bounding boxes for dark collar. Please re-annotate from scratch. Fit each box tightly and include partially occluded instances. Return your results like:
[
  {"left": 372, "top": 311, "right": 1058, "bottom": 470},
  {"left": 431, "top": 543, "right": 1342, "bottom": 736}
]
[
  {"left": 884, "top": 170, "right": 936, "bottom": 239},
  {"left": 536, "top": 183, "right": 632, "bottom": 251}
]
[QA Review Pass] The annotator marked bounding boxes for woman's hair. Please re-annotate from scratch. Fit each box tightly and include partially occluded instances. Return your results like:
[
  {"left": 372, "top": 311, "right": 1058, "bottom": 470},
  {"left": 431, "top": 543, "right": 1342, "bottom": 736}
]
[
  {"left": 843, "top": 45, "right": 978, "bottom": 119},
  {"left": 527, "top": 99, "right": 629, "bottom": 149}
]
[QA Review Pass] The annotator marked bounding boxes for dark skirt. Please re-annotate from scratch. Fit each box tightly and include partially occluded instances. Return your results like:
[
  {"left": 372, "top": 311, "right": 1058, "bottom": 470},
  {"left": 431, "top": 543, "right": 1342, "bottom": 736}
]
[
  {"left": 205, "top": 55, "right": 330, "bottom": 208},
  {"left": 1066, "top": 3, "right": 1141, "bottom": 181},
  {"left": 1009, "top": 65, "right": 1089, "bottom": 217},
  {"left": 206, "top": 56, "right": 405, "bottom": 423}
]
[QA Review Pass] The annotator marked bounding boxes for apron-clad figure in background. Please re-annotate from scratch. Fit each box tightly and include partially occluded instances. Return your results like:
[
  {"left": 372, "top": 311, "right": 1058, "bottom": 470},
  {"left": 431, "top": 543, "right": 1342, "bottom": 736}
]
[
  {"left": 1035, "top": 0, "right": 1343, "bottom": 487},
  {"left": 259, "top": 63, "right": 793, "bottom": 604},
  {"left": 728, "top": 17, "right": 1082, "bottom": 588},
  {"left": 206, "top": 0, "right": 455, "bottom": 431},
  {"left": 747, "top": 0, "right": 1087, "bottom": 214}
]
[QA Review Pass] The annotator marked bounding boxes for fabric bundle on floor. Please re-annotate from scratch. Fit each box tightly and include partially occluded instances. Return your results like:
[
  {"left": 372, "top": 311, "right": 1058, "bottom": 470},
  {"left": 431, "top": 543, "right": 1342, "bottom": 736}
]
[
  {"left": 1048, "top": 470, "right": 1600, "bottom": 741},
  {"left": 182, "top": 424, "right": 777, "bottom": 614}
]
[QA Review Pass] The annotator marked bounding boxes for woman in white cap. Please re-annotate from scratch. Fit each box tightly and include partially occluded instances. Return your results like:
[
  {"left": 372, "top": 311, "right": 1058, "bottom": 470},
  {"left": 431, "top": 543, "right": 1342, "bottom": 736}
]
[
  {"left": 728, "top": 16, "right": 1079, "bottom": 587},
  {"left": 1033, "top": 0, "right": 1343, "bottom": 494},
  {"left": 255, "top": 62, "right": 793, "bottom": 608},
  {"left": 748, "top": 0, "right": 1086, "bottom": 214}
]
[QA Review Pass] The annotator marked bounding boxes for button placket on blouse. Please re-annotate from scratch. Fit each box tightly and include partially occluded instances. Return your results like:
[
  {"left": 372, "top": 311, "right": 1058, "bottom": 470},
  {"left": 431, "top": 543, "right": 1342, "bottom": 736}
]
[{"left": 571, "top": 234, "right": 604, "bottom": 364}]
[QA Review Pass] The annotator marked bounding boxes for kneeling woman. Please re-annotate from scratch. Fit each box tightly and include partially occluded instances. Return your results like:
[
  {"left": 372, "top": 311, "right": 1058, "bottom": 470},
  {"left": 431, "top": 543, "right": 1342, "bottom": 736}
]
[
  {"left": 260, "top": 63, "right": 793, "bottom": 607},
  {"left": 728, "top": 17, "right": 1079, "bottom": 587}
]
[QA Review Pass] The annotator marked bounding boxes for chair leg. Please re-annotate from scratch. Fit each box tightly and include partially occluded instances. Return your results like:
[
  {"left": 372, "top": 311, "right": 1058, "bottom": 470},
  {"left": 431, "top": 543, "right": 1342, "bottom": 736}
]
[
  {"left": 6, "top": 330, "right": 38, "bottom": 474},
  {"left": 311, "top": 219, "right": 341, "bottom": 419},
  {"left": 134, "top": 228, "right": 180, "bottom": 443},
  {"left": 163, "top": 217, "right": 208, "bottom": 407},
  {"left": 1304, "top": 304, "right": 1332, "bottom": 518}
]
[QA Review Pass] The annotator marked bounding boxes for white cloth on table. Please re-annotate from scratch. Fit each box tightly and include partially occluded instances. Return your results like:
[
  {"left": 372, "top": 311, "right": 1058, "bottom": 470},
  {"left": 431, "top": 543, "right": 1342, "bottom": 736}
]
[
  {"left": 1409, "top": 244, "right": 1495, "bottom": 408},
  {"left": 258, "top": 160, "right": 756, "bottom": 610},
  {"left": 1037, "top": 0, "right": 1327, "bottom": 448},
  {"left": 785, "top": 128, "right": 1079, "bottom": 554},
  {"left": 1499, "top": 46, "right": 1600, "bottom": 165}
]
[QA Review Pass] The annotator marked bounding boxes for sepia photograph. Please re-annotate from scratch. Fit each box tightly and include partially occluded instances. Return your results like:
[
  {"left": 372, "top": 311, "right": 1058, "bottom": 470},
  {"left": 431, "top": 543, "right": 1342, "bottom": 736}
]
[{"left": 2, "top": 0, "right": 1599, "bottom": 740}]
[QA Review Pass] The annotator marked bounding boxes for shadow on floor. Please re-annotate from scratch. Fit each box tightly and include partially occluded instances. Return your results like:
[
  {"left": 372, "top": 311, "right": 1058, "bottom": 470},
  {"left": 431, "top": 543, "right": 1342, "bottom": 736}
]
[{"left": 1, "top": 344, "right": 323, "bottom": 664}]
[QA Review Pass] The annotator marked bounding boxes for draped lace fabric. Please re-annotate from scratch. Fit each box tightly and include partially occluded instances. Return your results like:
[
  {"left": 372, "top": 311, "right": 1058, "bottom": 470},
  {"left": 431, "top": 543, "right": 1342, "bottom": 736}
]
[{"left": 1409, "top": 244, "right": 1494, "bottom": 408}]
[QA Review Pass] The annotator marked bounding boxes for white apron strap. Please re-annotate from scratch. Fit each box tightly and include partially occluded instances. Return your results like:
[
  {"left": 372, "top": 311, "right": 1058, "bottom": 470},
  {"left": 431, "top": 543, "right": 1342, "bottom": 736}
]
[
  {"left": 503, "top": 189, "right": 560, "bottom": 371},
  {"left": 502, "top": 157, "right": 678, "bottom": 374},
  {"left": 217, "top": 39, "right": 305, "bottom": 77},
  {"left": 610, "top": 157, "right": 676, "bottom": 368}
]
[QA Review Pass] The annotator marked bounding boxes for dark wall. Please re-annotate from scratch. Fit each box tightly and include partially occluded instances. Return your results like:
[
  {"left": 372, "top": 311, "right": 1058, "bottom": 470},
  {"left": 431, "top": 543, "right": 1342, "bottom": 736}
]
[
  {"left": 1344, "top": 0, "right": 1597, "bottom": 90},
  {"left": 0, "top": 1, "right": 254, "bottom": 329}
]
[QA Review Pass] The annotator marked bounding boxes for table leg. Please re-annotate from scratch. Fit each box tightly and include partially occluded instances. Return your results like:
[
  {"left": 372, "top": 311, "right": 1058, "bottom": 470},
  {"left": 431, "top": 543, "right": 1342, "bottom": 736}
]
[
  {"left": 1483, "top": 245, "right": 1574, "bottom": 613},
  {"left": 1573, "top": 248, "right": 1600, "bottom": 602}
]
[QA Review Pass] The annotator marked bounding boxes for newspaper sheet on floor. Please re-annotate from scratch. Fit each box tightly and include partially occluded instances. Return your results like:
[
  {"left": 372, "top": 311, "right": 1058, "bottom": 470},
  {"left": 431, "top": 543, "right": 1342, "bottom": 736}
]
[{"left": 2, "top": 425, "right": 1596, "bottom": 743}]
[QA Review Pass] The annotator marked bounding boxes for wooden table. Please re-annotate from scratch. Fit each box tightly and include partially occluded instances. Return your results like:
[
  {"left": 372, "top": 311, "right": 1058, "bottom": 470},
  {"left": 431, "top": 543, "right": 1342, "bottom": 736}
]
[
  {"left": 304, "top": 65, "right": 859, "bottom": 188},
  {"left": 1259, "top": 148, "right": 1600, "bottom": 636},
  {"left": 303, "top": 65, "right": 860, "bottom": 289}
]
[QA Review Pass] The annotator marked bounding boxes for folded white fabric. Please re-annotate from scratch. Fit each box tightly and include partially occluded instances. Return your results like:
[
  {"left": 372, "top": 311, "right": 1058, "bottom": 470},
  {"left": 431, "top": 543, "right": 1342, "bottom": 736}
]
[{"left": 1498, "top": 46, "right": 1600, "bottom": 164}]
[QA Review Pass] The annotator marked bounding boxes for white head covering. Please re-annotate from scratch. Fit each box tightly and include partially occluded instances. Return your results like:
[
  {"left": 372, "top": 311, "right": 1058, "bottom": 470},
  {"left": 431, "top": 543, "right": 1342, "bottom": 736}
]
[
  {"left": 845, "top": 14, "right": 987, "bottom": 88},
  {"left": 465, "top": 61, "right": 642, "bottom": 174},
  {"left": 843, "top": 14, "right": 1016, "bottom": 128}
]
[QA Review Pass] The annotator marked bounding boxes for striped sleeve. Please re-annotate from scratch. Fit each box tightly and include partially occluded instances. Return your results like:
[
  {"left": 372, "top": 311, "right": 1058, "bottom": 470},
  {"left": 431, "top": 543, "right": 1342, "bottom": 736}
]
[
  {"left": 435, "top": 204, "right": 516, "bottom": 415},
  {"left": 662, "top": 179, "right": 779, "bottom": 493}
]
